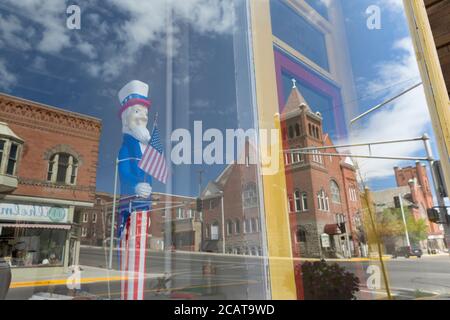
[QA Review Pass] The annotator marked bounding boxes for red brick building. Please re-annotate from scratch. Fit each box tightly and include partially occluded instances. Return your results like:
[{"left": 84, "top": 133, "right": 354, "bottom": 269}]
[
  {"left": 281, "top": 86, "right": 363, "bottom": 258},
  {"left": 394, "top": 162, "right": 445, "bottom": 250},
  {"left": 0, "top": 93, "right": 101, "bottom": 276},
  {"left": 200, "top": 86, "right": 364, "bottom": 258},
  {"left": 201, "top": 162, "right": 263, "bottom": 255}
]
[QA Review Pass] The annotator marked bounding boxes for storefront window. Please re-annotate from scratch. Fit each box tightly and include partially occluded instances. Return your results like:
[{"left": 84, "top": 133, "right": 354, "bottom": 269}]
[
  {"left": 0, "top": 227, "right": 66, "bottom": 267},
  {"left": 0, "top": 0, "right": 449, "bottom": 303}
]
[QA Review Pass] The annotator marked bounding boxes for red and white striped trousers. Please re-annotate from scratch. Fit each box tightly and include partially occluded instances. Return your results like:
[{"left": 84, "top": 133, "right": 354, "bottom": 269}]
[{"left": 120, "top": 211, "right": 150, "bottom": 300}]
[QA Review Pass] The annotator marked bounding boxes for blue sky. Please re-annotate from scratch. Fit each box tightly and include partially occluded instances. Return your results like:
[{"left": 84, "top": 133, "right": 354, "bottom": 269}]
[{"left": 0, "top": 0, "right": 439, "bottom": 196}]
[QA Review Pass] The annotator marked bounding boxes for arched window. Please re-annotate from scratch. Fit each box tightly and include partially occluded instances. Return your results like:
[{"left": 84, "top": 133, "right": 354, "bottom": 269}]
[
  {"left": 295, "top": 123, "right": 300, "bottom": 136},
  {"left": 308, "top": 123, "right": 312, "bottom": 136},
  {"left": 226, "top": 220, "right": 233, "bottom": 236},
  {"left": 242, "top": 182, "right": 258, "bottom": 208},
  {"left": 317, "top": 189, "right": 329, "bottom": 211},
  {"left": 211, "top": 221, "right": 219, "bottom": 240},
  {"left": 47, "top": 153, "right": 79, "bottom": 185},
  {"left": 288, "top": 126, "right": 294, "bottom": 139},
  {"left": 296, "top": 227, "right": 307, "bottom": 243},
  {"left": 244, "top": 219, "right": 252, "bottom": 233},
  {"left": 251, "top": 218, "right": 258, "bottom": 233},
  {"left": 302, "top": 192, "right": 308, "bottom": 211},
  {"left": 234, "top": 219, "right": 240, "bottom": 234},
  {"left": 294, "top": 190, "right": 301, "bottom": 212},
  {"left": 330, "top": 180, "right": 341, "bottom": 204}
]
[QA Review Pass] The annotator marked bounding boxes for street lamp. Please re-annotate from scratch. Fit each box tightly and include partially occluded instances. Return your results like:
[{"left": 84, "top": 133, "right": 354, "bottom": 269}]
[
  {"left": 398, "top": 194, "right": 411, "bottom": 248},
  {"left": 108, "top": 157, "right": 141, "bottom": 270}
]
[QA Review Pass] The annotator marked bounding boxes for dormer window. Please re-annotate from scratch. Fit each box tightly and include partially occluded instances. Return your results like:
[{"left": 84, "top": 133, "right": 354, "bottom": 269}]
[
  {"left": 47, "top": 153, "right": 79, "bottom": 185},
  {"left": 0, "top": 122, "right": 24, "bottom": 180}
]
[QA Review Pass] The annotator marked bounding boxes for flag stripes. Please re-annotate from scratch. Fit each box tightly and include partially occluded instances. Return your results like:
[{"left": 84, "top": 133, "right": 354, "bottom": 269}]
[
  {"left": 120, "top": 211, "right": 150, "bottom": 300},
  {"left": 138, "top": 126, "right": 168, "bottom": 184}
]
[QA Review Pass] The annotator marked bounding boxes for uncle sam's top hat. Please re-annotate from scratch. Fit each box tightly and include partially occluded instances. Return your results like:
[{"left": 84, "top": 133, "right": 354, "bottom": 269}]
[{"left": 118, "top": 80, "right": 151, "bottom": 116}]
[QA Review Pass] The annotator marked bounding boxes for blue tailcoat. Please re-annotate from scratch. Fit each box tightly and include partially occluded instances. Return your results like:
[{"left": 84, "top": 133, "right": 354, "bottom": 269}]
[{"left": 118, "top": 134, "right": 152, "bottom": 237}]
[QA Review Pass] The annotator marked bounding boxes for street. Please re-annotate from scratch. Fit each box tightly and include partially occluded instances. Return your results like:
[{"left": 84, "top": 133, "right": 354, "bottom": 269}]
[{"left": 6, "top": 247, "right": 450, "bottom": 300}]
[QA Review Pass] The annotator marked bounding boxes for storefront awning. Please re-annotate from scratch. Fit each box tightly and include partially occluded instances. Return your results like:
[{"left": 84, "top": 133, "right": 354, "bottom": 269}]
[
  {"left": 0, "top": 223, "right": 71, "bottom": 230},
  {"left": 324, "top": 224, "right": 342, "bottom": 235}
]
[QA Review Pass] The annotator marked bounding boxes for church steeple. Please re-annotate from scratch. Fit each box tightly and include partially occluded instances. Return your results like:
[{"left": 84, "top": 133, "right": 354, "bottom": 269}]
[{"left": 282, "top": 79, "right": 311, "bottom": 115}]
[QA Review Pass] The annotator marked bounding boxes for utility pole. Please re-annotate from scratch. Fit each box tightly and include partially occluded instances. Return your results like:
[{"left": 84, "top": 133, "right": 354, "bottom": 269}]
[
  {"left": 403, "top": 0, "right": 450, "bottom": 198},
  {"left": 423, "top": 134, "right": 450, "bottom": 247},
  {"left": 398, "top": 193, "right": 411, "bottom": 247},
  {"left": 197, "top": 169, "right": 204, "bottom": 196}
]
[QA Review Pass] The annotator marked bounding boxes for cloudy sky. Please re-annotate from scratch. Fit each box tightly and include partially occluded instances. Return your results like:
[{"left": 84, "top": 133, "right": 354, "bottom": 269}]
[{"left": 0, "top": 0, "right": 439, "bottom": 196}]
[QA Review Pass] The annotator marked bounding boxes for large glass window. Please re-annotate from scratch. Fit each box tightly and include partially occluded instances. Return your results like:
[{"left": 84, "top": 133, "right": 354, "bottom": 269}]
[{"left": 270, "top": 0, "right": 329, "bottom": 71}]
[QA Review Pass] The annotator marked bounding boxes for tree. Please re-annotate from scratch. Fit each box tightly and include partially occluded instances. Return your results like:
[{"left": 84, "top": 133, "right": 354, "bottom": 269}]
[
  {"left": 375, "top": 208, "right": 404, "bottom": 239},
  {"left": 406, "top": 215, "right": 428, "bottom": 244},
  {"left": 376, "top": 208, "right": 428, "bottom": 245}
]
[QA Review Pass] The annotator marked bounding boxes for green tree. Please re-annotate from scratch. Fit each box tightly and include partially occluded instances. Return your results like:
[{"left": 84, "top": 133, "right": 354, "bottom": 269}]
[
  {"left": 406, "top": 215, "right": 428, "bottom": 244},
  {"left": 375, "top": 208, "right": 404, "bottom": 239}
]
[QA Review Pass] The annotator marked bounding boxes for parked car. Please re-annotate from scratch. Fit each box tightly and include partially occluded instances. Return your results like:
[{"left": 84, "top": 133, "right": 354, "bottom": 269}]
[
  {"left": 392, "top": 246, "right": 423, "bottom": 258},
  {"left": 0, "top": 257, "right": 11, "bottom": 300}
]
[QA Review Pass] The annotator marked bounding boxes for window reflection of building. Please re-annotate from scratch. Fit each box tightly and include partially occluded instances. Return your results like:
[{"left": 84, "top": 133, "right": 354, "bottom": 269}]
[
  {"left": 0, "top": 94, "right": 101, "bottom": 275},
  {"left": 47, "top": 153, "right": 79, "bottom": 185},
  {"left": 281, "top": 86, "right": 363, "bottom": 259}
]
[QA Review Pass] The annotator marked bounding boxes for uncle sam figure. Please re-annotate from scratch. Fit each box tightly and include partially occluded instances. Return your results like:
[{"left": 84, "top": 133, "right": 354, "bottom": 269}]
[{"left": 117, "top": 80, "right": 153, "bottom": 300}]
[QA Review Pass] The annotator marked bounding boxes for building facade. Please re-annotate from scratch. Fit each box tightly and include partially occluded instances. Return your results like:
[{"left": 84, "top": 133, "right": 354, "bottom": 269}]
[
  {"left": 79, "top": 192, "right": 199, "bottom": 252},
  {"left": 372, "top": 162, "right": 446, "bottom": 254},
  {"left": 0, "top": 94, "right": 101, "bottom": 278},
  {"left": 394, "top": 163, "right": 445, "bottom": 250},
  {"left": 199, "top": 85, "right": 364, "bottom": 259},
  {"left": 281, "top": 85, "right": 363, "bottom": 258}
]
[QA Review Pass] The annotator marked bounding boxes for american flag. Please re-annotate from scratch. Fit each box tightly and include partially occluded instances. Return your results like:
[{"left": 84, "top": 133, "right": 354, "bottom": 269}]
[{"left": 138, "top": 125, "right": 168, "bottom": 184}]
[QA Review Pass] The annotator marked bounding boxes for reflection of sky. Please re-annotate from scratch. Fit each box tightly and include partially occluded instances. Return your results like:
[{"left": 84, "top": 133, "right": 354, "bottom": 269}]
[{"left": 0, "top": 0, "right": 440, "bottom": 196}]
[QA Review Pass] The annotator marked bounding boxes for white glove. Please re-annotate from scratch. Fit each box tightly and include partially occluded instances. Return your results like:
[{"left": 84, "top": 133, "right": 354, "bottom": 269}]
[{"left": 135, "top": 183, "right": 152, "bottom": 198}]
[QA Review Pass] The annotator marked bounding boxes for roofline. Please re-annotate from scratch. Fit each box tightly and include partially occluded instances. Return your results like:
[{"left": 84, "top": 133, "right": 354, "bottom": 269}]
[{"left": 0, "top": 92, "right": 102, "bottom": 123}]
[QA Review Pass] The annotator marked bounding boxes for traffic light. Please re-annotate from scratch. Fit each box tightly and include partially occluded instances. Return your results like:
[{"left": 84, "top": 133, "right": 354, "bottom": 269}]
[
  {"left": 427, "top": 208, "right": 440, "bottom": 223},
  {"left": 433, "top": 161, "right": 448, "bottom": 198},
  {"left": 393, "top": 196, "right": 401, "bottom": 209},
  {"left": 196, "top": 198, "right": 203, "bottom": 212}
]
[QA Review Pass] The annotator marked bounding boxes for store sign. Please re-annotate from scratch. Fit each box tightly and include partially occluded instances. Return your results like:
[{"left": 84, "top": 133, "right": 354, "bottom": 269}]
[
  {"left": 320, "top": 233, "right": 330, "bottom": 248},
  {"left": 0, "top": 203, "right": 68, "bottom": 223}
]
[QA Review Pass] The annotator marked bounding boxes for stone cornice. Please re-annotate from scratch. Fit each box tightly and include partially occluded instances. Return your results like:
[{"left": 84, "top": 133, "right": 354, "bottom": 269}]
[
  {"left": 18, "top": 177, "right": 95, "bottom": 193},
  {"left": 0, "top": 94, "right": 102, "bottom": 140}
]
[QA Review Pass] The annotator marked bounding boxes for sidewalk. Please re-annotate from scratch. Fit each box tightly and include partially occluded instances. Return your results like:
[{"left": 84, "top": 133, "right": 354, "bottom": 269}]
[{"left": 10, "top": 265, "right": 164, "bottom": 289}]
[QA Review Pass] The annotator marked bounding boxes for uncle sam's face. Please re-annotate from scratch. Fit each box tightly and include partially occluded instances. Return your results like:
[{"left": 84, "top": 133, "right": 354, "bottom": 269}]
[
  {"left": 122, "top": 104, "right": 150, "bottom": 144},
  {"left": 128, "top": 105, "right": 148, "bottom": 129}
]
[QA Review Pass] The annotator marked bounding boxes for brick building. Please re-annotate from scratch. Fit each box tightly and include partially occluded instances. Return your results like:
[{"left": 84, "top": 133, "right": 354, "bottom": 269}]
[
  {"left": 79, "top": 192, "right": 112, "bottom": 247},
  {"left": 394, "top": 162, "right": 445, "bottom": 250},
  {"left": 200, "top": 85, "right": 364, "bottom": 258},
  {"left": 201, "top": 162, "right": 263, "bottom": 255},
  {"left": 79, "top": 192, "right": 199, "bottom": 251},
  {"left": 281, "top": 85, "right": 363, "bottom": 258},
  {"left": 0, "top": 93, "right": 101, "bottom": 277}
]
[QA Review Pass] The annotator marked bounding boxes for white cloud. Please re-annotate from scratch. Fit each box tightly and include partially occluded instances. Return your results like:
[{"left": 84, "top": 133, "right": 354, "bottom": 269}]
[
  {"left": 378, "top": 0, "right": 404, "bottom": 12},
  {"left": 0, "top": 59, "right": 17, "bottom": 90},
  {"left": 0, "top": 13, "right": 33, "bottom": 51},
  {"left": 346, "top": 37, "right": 430, "bottom": 182},
  {"left": 0, "top": 0, "right": 236, "bottom": 80},
  {"left": 88, "top": 0, "right": 236, "bottom": 79}
]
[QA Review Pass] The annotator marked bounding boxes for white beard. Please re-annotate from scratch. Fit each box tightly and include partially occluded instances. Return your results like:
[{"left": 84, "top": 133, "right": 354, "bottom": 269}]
[{"left": 123, "top": 125, "right": 150, "bottom": 144}]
